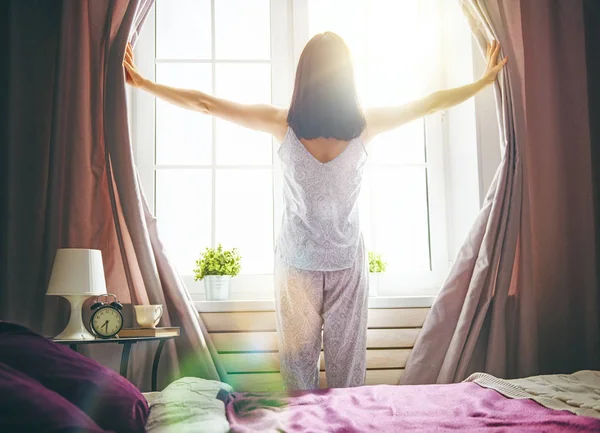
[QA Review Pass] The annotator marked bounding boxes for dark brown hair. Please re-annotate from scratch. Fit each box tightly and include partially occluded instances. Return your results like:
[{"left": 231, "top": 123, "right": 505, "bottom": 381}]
[{"left": 287, "top": 32, "right": 366, "bottom": 140}]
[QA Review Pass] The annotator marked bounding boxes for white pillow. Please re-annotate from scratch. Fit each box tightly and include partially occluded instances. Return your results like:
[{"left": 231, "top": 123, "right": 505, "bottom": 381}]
[{"left": 145, "top": 377, "right": 233, "bottom": 433}]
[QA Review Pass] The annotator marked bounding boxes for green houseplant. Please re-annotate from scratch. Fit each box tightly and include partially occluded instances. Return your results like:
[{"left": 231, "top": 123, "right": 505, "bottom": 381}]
[
  {"left": 193, "top": 244, "right": 241, "bottom": 301},
  {"left": 368, "top": 251, "right": 387, "bottom": 297}
]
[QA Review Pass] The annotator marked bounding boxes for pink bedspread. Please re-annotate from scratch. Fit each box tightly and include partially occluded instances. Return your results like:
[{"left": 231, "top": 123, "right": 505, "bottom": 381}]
[{"left": 226, "top": 382, "right": 600, "bottom": 432}]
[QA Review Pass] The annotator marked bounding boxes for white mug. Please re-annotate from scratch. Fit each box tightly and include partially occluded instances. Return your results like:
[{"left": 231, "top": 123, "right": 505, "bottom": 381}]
[{"left": 134, "top": 305, "right": 163, "bottom": 329}]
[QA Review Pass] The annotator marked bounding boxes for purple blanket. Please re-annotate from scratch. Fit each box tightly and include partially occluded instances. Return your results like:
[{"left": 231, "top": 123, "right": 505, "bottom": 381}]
[{"left": 226, "top": 382, "right": 600, "bottom": 432}]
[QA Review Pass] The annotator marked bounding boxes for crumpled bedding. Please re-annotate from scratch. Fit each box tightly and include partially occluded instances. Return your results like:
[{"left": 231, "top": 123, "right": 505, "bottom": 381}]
[
  {"left": 143, "top": 370, "right": 600, "bottom": 432},
  {"left": 143, "top": 377, "right": 232, "bottom": 433},
  {"left": 225, "top": 381, "right": 600, "bottom": 432},
  {"left": 465, "top": 370, "right": 600, "bottom": 419}
]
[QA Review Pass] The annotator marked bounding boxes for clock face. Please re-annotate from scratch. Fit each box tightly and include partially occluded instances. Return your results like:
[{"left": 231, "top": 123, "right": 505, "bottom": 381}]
[{"left": 91, "top": 307, "right": 123, "bottom": 337}]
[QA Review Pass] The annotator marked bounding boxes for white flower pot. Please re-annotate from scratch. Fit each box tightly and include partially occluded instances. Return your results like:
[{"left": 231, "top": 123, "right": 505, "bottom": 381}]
[
  {"left": 369, "top": 273, "right": 380, "bottom": 297},
  {"left": 204, "top": 275, "right": 232, "bottom": 301}
]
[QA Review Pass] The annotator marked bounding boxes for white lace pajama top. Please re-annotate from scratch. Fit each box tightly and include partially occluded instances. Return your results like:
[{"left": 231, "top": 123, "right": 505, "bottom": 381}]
[{"left": 275, "top": 127, "right": 368, "bottom": 271}]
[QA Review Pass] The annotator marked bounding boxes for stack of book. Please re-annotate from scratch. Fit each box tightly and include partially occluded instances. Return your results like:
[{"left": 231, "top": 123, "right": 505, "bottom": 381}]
[{"left": 118, "top": 327, "right": 180, "bottom": 338}]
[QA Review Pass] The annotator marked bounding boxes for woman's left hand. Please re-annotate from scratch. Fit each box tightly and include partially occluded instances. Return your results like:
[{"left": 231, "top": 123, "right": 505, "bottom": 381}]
[
  {"left": 123, "top": 43, "right": 146, "bottom": 88},
  {"left": 482, "top": 40, "right": 508, "bottom": 84}
]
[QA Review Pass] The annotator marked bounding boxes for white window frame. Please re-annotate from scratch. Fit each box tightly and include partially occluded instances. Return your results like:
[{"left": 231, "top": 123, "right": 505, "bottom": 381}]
[{"left": 131, "top": 0, "right": 492, "bottom": 301}]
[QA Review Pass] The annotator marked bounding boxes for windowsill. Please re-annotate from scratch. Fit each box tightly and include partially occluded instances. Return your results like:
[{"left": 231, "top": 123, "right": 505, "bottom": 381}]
[{"left": 195, "top": 295, "right": 436, "bottom": 312}]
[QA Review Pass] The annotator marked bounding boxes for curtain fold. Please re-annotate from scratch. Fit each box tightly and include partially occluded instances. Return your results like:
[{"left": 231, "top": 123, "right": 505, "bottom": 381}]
[
  {"left": 2, "top": 0, "right": 64, "bottom": 331},
  {"left": 402, "top": 0, "right": 599, "bottom": 385},
  {"left": 103, "top": 0, "right": 228, "bottom": 386},
  {"left": 1, "top": 0, "right": 227, "bottom": 391}
]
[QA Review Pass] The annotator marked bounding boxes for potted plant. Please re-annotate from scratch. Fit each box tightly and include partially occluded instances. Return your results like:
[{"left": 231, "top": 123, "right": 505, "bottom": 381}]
[
  {"left": 368, "top": 251, "right": 387, "bottom": 297},
  {"left": 193, "top": 244, "right": 241, "bottom": 301}
]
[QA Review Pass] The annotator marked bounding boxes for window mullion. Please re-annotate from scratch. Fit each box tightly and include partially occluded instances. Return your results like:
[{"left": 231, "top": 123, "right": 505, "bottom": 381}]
[
  {"left": 155, "top": 58, "right": 271, "bottom": 64},
  {"left": 210, "top": 0, "right": 217, "bottom": 249},
  {"left": 291, "top": 0, "right": 310, "bottom": 62},
  {"left": 271, "top": 0, "right": 295, "bottom": 253},
  {"left": 132, "top": 4, "right": 156, "bottom": 214}
]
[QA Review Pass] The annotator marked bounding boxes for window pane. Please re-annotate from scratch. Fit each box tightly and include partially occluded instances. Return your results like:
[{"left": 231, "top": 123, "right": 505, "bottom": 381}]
[
  {"left": 369, "top": 167, "right": 431, "bottom": 273},
  {"left": 368, "top": 119, "right": 426, "bottom": 165},
  {"left": 308, "top": 0, "right": 366, "bottom": 60},
  {"left": 215, "top": 170, "right": 273, "bottom": 274},
  {"left": 215, "top": 64, "right": 272, "bottom": 165},
  {"left": 155, "top": 64, "right": 213, "bottom": 165},
  {"left": 155, "top": 169, "right": 212, "bottom": 275},
  {"left": 215, "top": 0, "right": 271, "bottom": 60},
  {"left": 156, "top": 0, "right": 211, "bottom": 59},
  {"left": 365, "top": 0, "right": 421, "bottom": 62},
  {"left": 215, "top": 64, "right": 272, "bottom": 103},
  {"left": 364, "top": 1, "right": 435, "bottom": 96}
]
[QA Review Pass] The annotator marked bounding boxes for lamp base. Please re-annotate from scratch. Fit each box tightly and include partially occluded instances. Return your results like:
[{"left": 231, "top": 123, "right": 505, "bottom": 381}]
[{"left": 54, "top": 295, "right": 96, "bottom": 340}]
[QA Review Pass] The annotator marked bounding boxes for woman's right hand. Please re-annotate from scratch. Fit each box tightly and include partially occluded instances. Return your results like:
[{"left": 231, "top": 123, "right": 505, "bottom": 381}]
[{"left": 123, "top": 43, "right": 146, "bottom": 88}]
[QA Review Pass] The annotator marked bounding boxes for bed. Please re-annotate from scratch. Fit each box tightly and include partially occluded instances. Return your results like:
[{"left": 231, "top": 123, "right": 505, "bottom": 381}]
[
  {"left": 143, "top": 370, "right": 600, "bottom": 432},
  {"left": 1, "top": 322, "right": 598, "bottom": 432}
]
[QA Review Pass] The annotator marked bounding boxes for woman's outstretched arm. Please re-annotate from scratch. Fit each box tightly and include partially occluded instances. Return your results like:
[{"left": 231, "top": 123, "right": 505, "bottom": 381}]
[
  {"left": 123, "top": 44, "right": 288, "bottom": 141},
  {"left": 363, "top": 41, "right": 508, "bottom": 143}
]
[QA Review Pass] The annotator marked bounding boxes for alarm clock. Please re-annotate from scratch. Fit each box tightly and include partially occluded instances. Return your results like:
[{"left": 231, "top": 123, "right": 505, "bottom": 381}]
[{"left": 89, "top": 294, "right": 124, "bottom": 338}]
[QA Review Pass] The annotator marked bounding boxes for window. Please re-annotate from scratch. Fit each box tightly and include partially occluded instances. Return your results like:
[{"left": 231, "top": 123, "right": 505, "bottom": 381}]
[{"left": 132, "top": 0, "right": 479, "bottom": 300}]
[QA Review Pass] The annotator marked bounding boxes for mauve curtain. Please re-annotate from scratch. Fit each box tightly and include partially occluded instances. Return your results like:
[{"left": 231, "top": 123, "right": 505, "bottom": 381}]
[
  {"left": 402, "top": 0, "right": 600, "bottom": 385},
  {"left": 2, "top": 1, "right": 63, "bottom": 330},
  {"left": 586, "top": 0, "right": 600, "bottom": 285},
  {"left": 1, "top": 0, "right": 226, "bottom": 390}
]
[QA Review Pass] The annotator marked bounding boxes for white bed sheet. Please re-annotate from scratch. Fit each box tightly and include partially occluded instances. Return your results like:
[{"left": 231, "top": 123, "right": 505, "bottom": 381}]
[
  {"left": 465, "top": 370, "right": 600, "bottom": 419},
  {"left": 143, "top": 377, "right": 232, "bottom": 433}
]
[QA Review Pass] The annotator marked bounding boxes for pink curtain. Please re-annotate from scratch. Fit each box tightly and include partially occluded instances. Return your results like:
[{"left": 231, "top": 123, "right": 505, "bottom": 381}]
[
  {"left": 1, "top": 0, "right": 227, "bottom": 391},
  {"left": 402, "top": 0, "right": 600, "bottom": 384}
]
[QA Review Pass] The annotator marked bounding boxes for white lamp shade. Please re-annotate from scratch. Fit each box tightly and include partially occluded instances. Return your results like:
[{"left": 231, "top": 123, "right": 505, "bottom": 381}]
[{"left": 47, "top": 249, "right": 108, "bottom": 296}]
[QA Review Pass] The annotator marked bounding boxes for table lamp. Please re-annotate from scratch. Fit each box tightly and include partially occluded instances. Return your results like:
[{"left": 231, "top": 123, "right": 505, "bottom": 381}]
[{"left": 47, "top": 248, "right": 108, "bottom": 340}]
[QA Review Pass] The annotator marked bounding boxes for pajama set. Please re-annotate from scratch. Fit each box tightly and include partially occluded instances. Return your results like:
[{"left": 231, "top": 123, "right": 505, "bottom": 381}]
[{"left": 275, "top": 127, "right": 369, "bottom": 390}]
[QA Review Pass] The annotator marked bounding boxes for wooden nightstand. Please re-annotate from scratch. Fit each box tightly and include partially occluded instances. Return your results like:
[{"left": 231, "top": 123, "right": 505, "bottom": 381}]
[{"left": 52, "top": 332, "right": 179, "bottom": 391}]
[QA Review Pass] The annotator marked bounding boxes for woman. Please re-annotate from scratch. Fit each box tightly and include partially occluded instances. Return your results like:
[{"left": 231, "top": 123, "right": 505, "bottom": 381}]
[{"left": 124, "top": 33, "right": 507, "bottom": 390}]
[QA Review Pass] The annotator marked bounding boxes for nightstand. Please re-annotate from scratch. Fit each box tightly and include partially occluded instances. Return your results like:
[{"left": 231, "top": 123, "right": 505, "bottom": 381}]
[{"left": 52, "top": 333, "right": 179, "bottom": 391}]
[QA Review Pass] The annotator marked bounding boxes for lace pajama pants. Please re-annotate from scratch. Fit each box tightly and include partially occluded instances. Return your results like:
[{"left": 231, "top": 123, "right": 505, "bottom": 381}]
[{"left": 274, "top": 246, "right": 369, "bottom": 390}]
